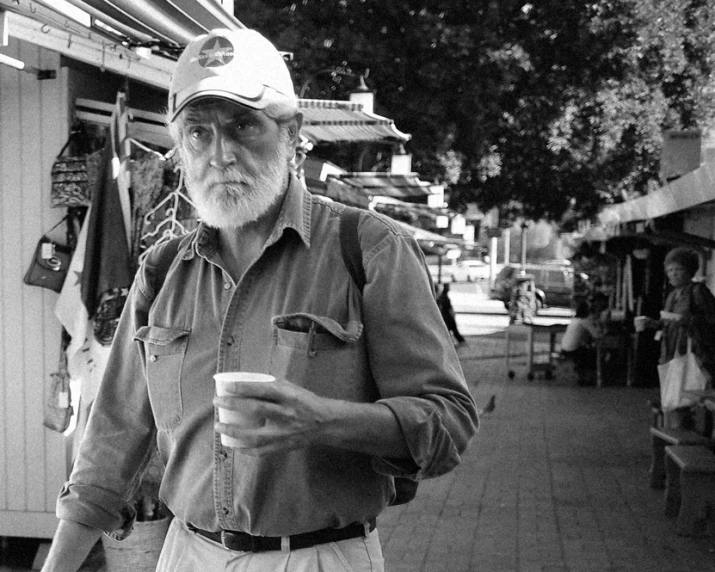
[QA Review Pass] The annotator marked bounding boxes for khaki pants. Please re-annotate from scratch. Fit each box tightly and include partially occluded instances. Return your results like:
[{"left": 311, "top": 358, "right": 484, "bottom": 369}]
[{"left": 157, "top": 517, "right": 385, "bottom": 572}]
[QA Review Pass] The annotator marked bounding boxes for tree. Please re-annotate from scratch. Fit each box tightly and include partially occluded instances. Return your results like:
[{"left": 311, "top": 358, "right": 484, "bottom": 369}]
[{"left": 239, "top": 1, "right": 715, "bottom": 222}]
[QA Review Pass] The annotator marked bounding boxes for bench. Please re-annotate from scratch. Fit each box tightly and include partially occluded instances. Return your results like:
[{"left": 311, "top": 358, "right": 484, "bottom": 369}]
[
  {"left": 649, "top": 427, "right": 711, "bottom": 489},
  {"left": 664, "top": 445, "right": 715, "bottom": 536}
]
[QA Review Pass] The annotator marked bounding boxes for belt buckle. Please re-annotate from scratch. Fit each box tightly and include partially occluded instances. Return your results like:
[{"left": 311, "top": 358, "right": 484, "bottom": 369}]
[
  {"left": 221, "top": 530, "right": 262, "bottom": 552},
  {"left": 220, "top": 530, "right": 232, "bottom": 551}
]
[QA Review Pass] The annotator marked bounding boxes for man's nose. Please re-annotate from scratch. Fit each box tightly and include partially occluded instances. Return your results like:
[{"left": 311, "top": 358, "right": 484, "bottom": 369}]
[{"left": 209, "top": 130, "right": 237, "bottom": 169}]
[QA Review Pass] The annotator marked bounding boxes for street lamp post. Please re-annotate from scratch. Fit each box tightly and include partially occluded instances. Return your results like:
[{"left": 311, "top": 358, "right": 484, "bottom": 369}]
[{"left": 520, "top": 221, "right": 530, "bottom": 273}]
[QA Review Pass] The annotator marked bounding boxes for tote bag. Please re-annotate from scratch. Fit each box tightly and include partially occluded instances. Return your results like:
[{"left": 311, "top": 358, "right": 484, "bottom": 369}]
[{"left": 657, "top": 338, "right": 710, "bottom": 411}]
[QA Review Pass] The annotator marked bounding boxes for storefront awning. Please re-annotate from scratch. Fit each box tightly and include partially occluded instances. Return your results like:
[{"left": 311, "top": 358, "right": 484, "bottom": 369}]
[
  {"left": 397, "top": 222, "right": 464, "bottom": 248},
  {"left": 329, "top": 172, "right": 438, "bottom": 199},
  {"left": 1, "top": 0, "right": 243, "bottom": 51},
  {"left": 5, "top": 4, "right": 413, "bottom": 148},
  {"left": 299, "top": 100, "right": 411, "bottom": 144},
  {"left": 599, "top": 159, "right": 715, "bottom": 226}
]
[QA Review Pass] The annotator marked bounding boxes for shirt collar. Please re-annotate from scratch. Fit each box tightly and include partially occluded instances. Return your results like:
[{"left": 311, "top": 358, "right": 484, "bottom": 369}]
[{"left": 187, "top": 174, "right": 313, "bottom": 260}]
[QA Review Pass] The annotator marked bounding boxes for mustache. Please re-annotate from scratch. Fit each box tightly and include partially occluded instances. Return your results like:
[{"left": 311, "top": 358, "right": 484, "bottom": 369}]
[{"left": 203, "top": 167, "right": 252, "bottom": 189}]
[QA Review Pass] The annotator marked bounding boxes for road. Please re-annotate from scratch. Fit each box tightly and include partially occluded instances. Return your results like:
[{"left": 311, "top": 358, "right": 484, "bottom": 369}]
[{"left": 445, "top": 281, "right": 573, "bottom": 336}]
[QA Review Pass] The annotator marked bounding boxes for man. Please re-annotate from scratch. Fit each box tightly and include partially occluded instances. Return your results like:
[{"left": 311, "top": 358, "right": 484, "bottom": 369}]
[
  {"left": 436, "top": 283, "right": 467, "bottom": 345},
  {"left": 42, "top": 28, "right": 477, "bottom": 572}
]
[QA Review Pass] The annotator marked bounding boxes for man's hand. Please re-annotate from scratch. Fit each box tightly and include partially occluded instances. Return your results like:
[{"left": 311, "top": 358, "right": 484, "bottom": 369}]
[
  {"left": 213, "top": 379, "right": 410, "bottom": 459},
  {"left": 213, "top": 380, "right": 334, "bottom": 455}
]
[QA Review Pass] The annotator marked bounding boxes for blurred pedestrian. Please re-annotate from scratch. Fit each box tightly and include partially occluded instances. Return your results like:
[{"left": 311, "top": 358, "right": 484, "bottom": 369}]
[{"left": 437, "top": 283, "right": 466, "bottom": 345}]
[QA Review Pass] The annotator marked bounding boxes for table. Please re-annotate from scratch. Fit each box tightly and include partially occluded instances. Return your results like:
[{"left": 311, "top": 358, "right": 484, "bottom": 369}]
[
  {"left": 595, "top": 333, "right": 632, "bottom": 388},
  {"left": 505, "top": 322, "right": 568, "bottom": 380},
  {"left": 684, "top": 390, "right": 715, "bottom": 413}
]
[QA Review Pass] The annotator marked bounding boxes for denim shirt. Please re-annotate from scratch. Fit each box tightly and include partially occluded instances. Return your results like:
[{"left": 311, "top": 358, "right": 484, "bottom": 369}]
[{"left": 57, "top": 177, "right": 478, "bottom": 538}]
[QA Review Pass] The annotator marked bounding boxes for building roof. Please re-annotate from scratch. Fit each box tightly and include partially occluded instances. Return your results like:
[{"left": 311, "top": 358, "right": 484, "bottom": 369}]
[{"left": 299, "top": 99, "right": 410, "bottom": 144}]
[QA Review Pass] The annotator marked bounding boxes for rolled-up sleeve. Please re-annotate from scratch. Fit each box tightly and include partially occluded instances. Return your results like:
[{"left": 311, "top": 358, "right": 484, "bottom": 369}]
[
  {"left": 359, "top": 214, "right": 478, "bottom": 480},
  {"left": 56, "top": 266, "right": 158, "bottom": 538}
]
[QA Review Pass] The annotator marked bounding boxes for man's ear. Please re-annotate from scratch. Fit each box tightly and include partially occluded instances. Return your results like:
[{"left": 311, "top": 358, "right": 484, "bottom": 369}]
[{"left": 287, "top": 112, "right": 303, "bottom": 147}]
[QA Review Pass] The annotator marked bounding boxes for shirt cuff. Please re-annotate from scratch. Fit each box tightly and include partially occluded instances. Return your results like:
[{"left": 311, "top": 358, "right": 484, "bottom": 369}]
[
  {"left": 56, "top": 483, "right": 137, "bottom": 540},
  {"left": 372, "top": 397, "right": 462, "bottom": 479}
]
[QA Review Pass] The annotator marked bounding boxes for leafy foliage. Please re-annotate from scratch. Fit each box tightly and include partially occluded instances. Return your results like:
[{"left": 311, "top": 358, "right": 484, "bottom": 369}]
[{"left": 239, "top": 1, "right": 715, "bottom": 221}]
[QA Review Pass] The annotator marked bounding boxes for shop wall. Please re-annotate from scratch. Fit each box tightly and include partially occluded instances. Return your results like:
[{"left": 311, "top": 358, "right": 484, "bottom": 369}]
[{"left": 0, "top": 37, "right": 71, "bottom": 538}]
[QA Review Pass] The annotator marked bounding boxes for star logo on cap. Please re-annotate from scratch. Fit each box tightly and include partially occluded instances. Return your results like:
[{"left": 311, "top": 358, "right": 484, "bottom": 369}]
[{"left": 198, "top": 37, "right": 234, "bottom": 68}]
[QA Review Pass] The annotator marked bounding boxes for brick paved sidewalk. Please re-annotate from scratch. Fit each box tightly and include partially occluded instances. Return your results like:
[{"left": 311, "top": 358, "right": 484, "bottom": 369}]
[{"left": 379, "top": 332, "right": 715, "bottom": 572}]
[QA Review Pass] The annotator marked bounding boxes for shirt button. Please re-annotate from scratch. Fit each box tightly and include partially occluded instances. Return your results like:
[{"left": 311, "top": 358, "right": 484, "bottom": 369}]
[
  {"left": 221, "top": 507, "right": 230, "bottom": 516},
  {"left": 220, "top": 449, "right": 228, "bottom": 459},
  {"left": 223, "top": 282, "right": 231, "bottom": 290},
  {"left": 150, "top": 355, "right": 158, "bottom": 362}
]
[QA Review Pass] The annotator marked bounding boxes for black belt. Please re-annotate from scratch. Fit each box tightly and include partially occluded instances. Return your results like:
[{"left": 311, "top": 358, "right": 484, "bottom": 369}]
[{"left": 187, "top": 518, "right": 376, "bottom": 552}]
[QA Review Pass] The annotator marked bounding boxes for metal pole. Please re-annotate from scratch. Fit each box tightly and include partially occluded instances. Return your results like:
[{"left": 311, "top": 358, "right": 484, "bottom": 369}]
[{"left": 520, "top": 222, "right": 529, "bottom": 272}]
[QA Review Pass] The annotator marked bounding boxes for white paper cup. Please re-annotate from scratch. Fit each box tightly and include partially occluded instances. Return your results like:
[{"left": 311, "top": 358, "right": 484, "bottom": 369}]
[
  {"left": 214, "top": 372, "right": 275, "bottom": 447},
  {"left": 634, "top": 316, "right": 647, "bottom": 332}
]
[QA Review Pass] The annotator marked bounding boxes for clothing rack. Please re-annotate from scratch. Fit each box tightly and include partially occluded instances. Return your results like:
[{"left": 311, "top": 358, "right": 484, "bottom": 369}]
[{"left": 138, "top": 167, "right": 196, "bottom": 262}]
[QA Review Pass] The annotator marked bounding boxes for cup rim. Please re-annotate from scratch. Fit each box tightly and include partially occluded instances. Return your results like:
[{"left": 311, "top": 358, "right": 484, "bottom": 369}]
[{"left": 214, "top": 372, "right": 276, "bottom": 383}]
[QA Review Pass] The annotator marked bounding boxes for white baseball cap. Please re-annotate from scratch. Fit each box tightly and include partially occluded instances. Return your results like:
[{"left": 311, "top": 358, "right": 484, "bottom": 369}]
[{"left": 168, "top": 28, "right": 297, "bottom": 121}]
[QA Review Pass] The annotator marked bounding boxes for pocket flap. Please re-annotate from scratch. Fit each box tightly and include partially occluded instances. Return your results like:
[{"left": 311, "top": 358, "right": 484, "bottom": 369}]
[
  {"left": 134, "top": 325, "right": 190, "bottom": 346},
  {"left": 272, "top": 313, "right": 362, "bottom": 343}
]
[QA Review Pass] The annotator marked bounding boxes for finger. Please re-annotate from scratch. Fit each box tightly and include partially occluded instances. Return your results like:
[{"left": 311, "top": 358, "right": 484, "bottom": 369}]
[
  {"left": 213, "top": 396, "right": 269, "bottom": 415},
  {"left": 215, "top": 423, "right": 301, "bottom": 455}
]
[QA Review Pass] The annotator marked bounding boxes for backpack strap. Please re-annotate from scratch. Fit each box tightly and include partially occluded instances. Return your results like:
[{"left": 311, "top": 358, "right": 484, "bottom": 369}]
[
  {"left": 338, "top": 207, "right": 419, "bottom": 506},
  {"left": 339, "top": 207, "right": 366, "bottom": 293}
]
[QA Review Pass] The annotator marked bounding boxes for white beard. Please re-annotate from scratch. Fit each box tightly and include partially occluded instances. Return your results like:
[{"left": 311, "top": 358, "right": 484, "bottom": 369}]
[{"left": 183, "top": 141, "right": 292, "bottom": 229}]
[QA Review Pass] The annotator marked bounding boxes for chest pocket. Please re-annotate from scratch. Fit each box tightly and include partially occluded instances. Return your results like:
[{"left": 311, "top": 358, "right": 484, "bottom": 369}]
[
  {"left": 134, "top": 325, "right": 191, "bottom": 431},
  {"left": 270, "top": 313, "right": 373, "bottom": 401}
]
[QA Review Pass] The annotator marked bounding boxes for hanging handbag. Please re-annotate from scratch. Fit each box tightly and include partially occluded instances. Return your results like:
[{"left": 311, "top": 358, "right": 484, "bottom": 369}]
[
  {"left": 44, "top": 333, "right": 74, "bottom": 433},
  {"left": 23, "top": 218, "right": 72, "bottom": 293},
  {"left": 50, "top": 127, "right": 97, "bottom": 208},
  {"left": 657, "top": 337, "right": 710, "bottom": 411}
]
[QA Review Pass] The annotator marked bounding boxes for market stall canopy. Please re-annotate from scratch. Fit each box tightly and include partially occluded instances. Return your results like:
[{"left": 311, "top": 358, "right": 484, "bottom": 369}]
[
  {"left": 0, "top": 0, "right": 243, "bottom": 89},
  {"left": 1, "top": 0, "right": 243, "bottom": 51},
  {"left": 299, "top": 99, "right": 411, "bottom": 145},
  {"left": 397, "top": 221, "right": 463, "bottom": 247},
  {"left": 3, "top": 4, "right": 413, "bottom": 147},
  {"left": 329, "top": 172, "right": 439, "bottom": 200},
  {"left": 599, "top": 158, "right": 715, "bottom": 226}
]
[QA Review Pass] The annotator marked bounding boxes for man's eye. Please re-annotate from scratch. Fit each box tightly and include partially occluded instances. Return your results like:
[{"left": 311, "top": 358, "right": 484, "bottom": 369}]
[
  {"left": 188, "top": 126, "right": 211, "bottom": 140},
  {"left": 228, "top": 120, "right": 259, "bottom": 138}
]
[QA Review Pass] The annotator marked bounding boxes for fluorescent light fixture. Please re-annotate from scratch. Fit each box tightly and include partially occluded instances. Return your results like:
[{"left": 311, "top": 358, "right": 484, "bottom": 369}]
[
  {"left": 42, "top": 0, "right": 91, "bottom": 27},
  {"left": 0, "top": 52, "right": 25, "bottom": 70},
  {"left": 0, "top": 52, "right": 56, "bottom": 79}
]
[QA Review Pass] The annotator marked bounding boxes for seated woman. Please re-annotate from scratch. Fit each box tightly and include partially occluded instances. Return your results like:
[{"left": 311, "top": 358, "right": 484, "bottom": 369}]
[{"left": 561, "top": 301, "right": 601, "bottom": 385}]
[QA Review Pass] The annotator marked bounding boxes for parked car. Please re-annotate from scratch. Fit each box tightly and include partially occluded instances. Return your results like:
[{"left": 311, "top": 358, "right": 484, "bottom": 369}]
[
  {"left": 450, "top": 259, "right": 491, "bottom": 282},
  {"left": 491, "top": 263, "right": 574, "bottom": 309}
]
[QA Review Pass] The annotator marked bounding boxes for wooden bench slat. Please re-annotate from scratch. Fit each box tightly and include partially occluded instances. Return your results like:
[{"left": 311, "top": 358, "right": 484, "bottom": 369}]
[
  {"left": 651, "top": 427, "right": 710, "bottom": 445},
  {"left": 666, "top": 445, "right": 715, "bottom": 472}
]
